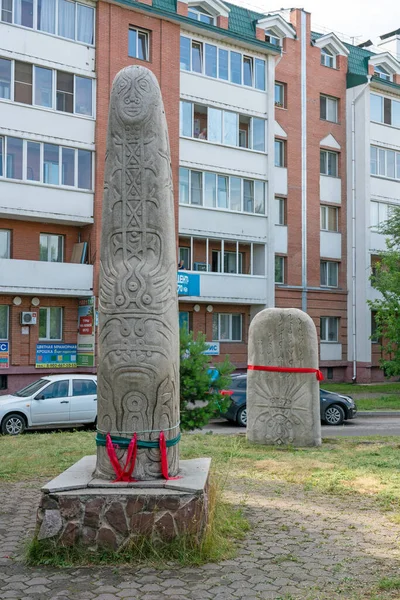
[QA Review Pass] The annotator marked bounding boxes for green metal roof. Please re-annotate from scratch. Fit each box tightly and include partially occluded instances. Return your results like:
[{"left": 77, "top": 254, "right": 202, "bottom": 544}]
[{"left": 116, "top": 0, "right": 279, "bottom": 54}]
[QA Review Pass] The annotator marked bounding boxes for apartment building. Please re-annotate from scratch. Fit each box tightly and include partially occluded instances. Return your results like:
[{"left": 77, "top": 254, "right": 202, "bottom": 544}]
[
  {"left": 346, "top": 35, "right": 400, "bottom": 382},
  {"left": 0, "top": 0, "right": 96, "bottom": 392}
]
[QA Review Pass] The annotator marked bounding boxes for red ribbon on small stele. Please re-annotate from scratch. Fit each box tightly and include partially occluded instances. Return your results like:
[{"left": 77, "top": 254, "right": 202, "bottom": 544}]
[
  {"left": 159, "top": 431, "right": 181, "bottom": 481},
  {"left": 106, "top": 432, "right": 137, "bottom": 483},
  {"left": 248, "top": 365, "right": 324, "bottom": 381}
]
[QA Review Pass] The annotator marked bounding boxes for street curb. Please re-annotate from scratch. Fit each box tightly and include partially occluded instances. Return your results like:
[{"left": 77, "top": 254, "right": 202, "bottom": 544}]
[{"left": 357, "top": 411, "right": 400, "bottom": 417}]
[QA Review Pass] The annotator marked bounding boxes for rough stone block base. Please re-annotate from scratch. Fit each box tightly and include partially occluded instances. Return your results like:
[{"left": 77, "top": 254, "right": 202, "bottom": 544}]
[{"left": 34, "top": 456, "right": 210, "bottom": 551}]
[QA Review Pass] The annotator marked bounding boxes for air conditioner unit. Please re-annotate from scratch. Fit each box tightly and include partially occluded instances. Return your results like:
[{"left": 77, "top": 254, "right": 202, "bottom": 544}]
[{"left": 20, "top": 312, "right": 37, "bottom": 325}]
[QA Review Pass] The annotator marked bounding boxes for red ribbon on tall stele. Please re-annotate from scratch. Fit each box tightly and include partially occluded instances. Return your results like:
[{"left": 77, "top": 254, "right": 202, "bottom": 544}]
[
  {"left": 106, "top": 432, "right": 137, "bottom": 483},
  {"left": 248, "top": 365, "right": 324, "bottom": 381}
]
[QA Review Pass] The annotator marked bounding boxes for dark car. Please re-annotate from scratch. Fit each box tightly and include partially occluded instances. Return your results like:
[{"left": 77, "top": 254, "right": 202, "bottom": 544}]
[{"left": 221, "top": 374, "right": 357, "bottom": 427}]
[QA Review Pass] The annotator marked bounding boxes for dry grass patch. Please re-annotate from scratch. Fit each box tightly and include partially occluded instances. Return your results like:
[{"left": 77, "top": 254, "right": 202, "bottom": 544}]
[{"left": 343, "top": 475, "right": 387, "bottom": 495}]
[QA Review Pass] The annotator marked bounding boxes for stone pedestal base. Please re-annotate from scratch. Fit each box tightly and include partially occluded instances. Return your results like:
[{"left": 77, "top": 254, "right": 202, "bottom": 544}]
[{"left": 35, "top": 456, "right": 210, "bottom": 551}]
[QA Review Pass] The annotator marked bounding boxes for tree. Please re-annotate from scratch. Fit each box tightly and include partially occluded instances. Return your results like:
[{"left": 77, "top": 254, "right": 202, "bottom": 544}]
[
  {"left": 179, "top": 328, "right": 234, "bottom": 431},
  {"left": 368, "top": 206, "right": 400, "bottom": 376}
]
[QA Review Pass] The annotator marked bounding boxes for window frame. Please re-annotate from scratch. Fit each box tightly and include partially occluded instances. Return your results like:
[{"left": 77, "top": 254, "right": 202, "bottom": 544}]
[
  {"left": 320, "top": 47, "right": 336, "bottom": 68},
  {"left": 187, "top": 5, "right": 215, "bottom": 25},
  {"left": 274, "top": 139, "right": 286, "bottom": 167},
  {"left": 374, "top": 64, "right": 392, "bottom": 81},
  {"left": 212, "top": 313, "right": 242, "bottom": 342},
  {"left": 320, "top": 316, "right": 339, "bottom": 343},
  {"left": 0, "top": 305, "right": 9, "bottom": 340},
  {"left": 320, "top": 149, "right": 339, "bottom": 177},
  {"left": 275, "top": 197, "right": 286, "bottom": 225},
  {"left": 39, "top": 306, "right": 63, "bottom": 341},
  {"left": 274, "top": 82, "right": 285, "bottom": 108},
  {"left": 275, "top": 255, "right": 285, "bottom": 284},
  {"left": 370, "top": 145, "right": 400, "bottom": 181},
  {"left": 128, "top": 26, "right": 150, "bottom": 61},
  {"left": 320, "top": 94, "right": 338, "bottom": 123},
  {"left": 265, "top": 29, "right": 282, "bottom": 47},
  {"left": 39, "top": 233, "right": 64, "bottom": 263},
  {"left": 320, "top": 205, "right": 338, "bottom": 232},
  {"left": 0, "top": 229, "right": 11, "bottom": 258},
  {"left": 0, "top": 135, "right": 93, "bottom": 191},
  {"left": 0, "top": 0, "right": 95, "bottom": 44},
  {"left": 320, "top": 260, "right": 339, "bottom": 288}
]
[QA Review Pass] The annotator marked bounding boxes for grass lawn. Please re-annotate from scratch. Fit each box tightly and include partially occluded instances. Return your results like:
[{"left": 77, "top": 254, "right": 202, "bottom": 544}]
[
  {"left": 356, "top": 395, "right": 400, "bottom": 411},
  {"left": 2, "top": 430, "right": 400, "bottom": 515},
  {"left": 323, "top": 382, "right": 400, "bottom": 395}
]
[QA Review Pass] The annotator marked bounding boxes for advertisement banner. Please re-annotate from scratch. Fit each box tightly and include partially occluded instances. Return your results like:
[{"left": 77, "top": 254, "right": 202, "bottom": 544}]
[
  {"left": 177, "top": 272, "right": 200, "bottom": 296},
  {"left": 36, "top": 344, "right": 77, "bottom": 368},
  {"left": 0, "top": 342, "right": 9, "bottom": 368},
  {"left": 77, "top": 297, "right": 96, "bottom": 367}
]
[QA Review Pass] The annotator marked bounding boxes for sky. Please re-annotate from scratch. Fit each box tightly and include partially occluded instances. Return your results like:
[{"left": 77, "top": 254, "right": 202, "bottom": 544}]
[{"left": 235, "top": 0, "right": 400, "bottom": 43}]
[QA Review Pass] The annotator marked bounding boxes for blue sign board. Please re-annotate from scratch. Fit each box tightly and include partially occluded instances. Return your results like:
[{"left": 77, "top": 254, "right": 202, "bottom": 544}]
[
  {"left": 203, "top": 342, "right": 220, "bottom": 356},
  {"left": 0, "top": 342, "right": 9, "bottom": 368},
  {"left": 177, "top": 272, "right": 200, "bottom": 296},
  {"left": 36, "top": 344, "right": 77, "bottom": 368}
]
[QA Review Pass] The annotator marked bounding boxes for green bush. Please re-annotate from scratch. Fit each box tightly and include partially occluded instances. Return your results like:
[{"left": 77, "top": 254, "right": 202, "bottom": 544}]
[{"left": 180, "top": 328, "right": 234, "bottom": 431}]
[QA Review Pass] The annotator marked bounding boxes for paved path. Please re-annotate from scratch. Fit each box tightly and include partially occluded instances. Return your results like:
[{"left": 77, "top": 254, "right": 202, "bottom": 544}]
[
  {"left": 1, "top": 475, "right": 400, "bottom": 599},
  {"left": 201, "top": 415, "right": 400, "bottom": 436}
]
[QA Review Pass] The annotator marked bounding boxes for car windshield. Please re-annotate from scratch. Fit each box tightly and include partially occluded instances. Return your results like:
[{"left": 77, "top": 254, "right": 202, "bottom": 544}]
[{"left": 14, "top": 379, "right": 49, "bottom": 397}]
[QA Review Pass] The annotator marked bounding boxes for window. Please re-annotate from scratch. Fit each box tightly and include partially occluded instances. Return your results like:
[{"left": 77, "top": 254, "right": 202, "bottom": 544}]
[
  {"left": 0, "top": 230, "right": 10, "bottom": 258},
  {"left": 211, "top": 251, "right": 243, "bottom": 274},
  {"left": 178, "top": 167, "right": 266, "bottom": 215},
  {"left": 55, "top": 71, "right": 71, "bottom": 112},
  {"left": 72, "top": 379, "right": 97, "bottom": 396},
  {"left": 34, "top": 66, "right": 52, "bottom": 107},
  {"left": 370, "top": 201, "right": 394, "bottom": 228},
  {"left": 0, "top": 58, "right": 11, "bottom": 99},
  {"left": 320, "top": 95, "right": 338, "bottom": 123},
  {"left": 0, "top": 375, "right": 7, "bottom": 390},
  {"left": 275, "top": 139, "right": 285, "bottom": 167},
  {"left": 321, "top": 47, "right": 335, "bottom": 68},
  {"left": 320, "top": 317, "right": 339, "bottom": 342},
  {"left": 15, "top": 0, "right": 34, "bottom": 27},
  {"left": 58, "top": 0, "right": 76, "bottom": 38},
  {"left": 39, "top": 307, "right": 62, "bottom": 340},
  {"left": 0, "top": 305, "right": 8, "bottom": 339},
  {"left": 179, "top": 246, "right": 190, "bottom": 269},
  {"left": 128, "top": 27, "right": 149, "bottom": 61},
  {"left": 275, "top": 197, "right": 286, "bottom": 225},
  {"left": 370, "top": 94, "right": 400, "bottom": 128},
  {"left": 320, "top": 205, "right": 338, "bottom": 231},
  {"left": 275, "top": 255, "right": 285, "bottom": 283},
  {"left": 188, "top": 5, "right": 214, "bottom": 25},
  {"left": 1, "top": 0, "right": 12, "bottom": 22},
  {"left": 179, "top": 311, "right": 190, "bottom": 333},
  {"left": 374, "top": 65, "right": 391, "bottom": 81},
  {"left": 75, "top": 76, "right": 92, "bottom": 115},
  {"left": 179, "top": 36, "right": 265, "bottom": 90},
  {"left": 38, "top": 380, "right": 69, "bottom": 399},
  {"left": 320, "top": 150, "right": 338, "bottom": 177},
  {"left": 275, "top": 82, "right": 285, "bottom": 108},
  {"left": 0, "top": 135, "right": 93, "bottom": 190},
  {"left": 180, "top": 101, "right": 266, "bottom": 151},
  {"left": 320, "top": 261, "right": 338, "bottom": 287},
  {"left": 371, "top": 311, "right": 380, "bottom": 343},
  {"left": 39, "top": 234, "right": 64, "bottom": 262},
  {"left": 265, "top": 29, "right": 281, "bottom": 47},
  {"left": 370, "top": 145, "right": 400, "bottom": 180},
  {"left": 14, "top": 61, "right": 32, "bottom": 104},
  {"left": 212, "top": 313, "right": 242, "bottom": 342}
]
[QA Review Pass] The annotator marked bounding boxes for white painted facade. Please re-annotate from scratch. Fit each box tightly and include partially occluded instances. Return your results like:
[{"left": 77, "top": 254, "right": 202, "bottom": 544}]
[
  {"left": 179, "top": 28, "right": 276, "bottom": 310},
  {"left": 0, "top": 10, "right": 95, "bottom": 294},
  {"left": 346, "top": 81, "right": 400, "bottom": 371}
]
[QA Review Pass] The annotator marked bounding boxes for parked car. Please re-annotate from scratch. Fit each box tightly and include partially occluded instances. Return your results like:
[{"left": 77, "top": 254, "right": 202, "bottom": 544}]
[
  {"left": 0, "top": 375, "right": 97, "bottom": 435},
  {"left": 221, "top": 374, "right": 357, "bottom": 427}
]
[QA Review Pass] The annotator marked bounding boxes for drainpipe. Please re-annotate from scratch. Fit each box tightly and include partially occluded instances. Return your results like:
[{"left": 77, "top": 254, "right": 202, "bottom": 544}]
[
  {"left": 351, "top": 79, "right": 370, "bottom": 382},
  {"left": 300, "top": 11, "right": 307, "bottom": 313}
]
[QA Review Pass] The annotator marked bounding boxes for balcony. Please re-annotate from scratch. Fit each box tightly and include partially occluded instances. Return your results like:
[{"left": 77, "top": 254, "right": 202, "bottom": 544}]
[
  {"left": 320, "top": 231, "right": 342, "bottom": 259},
  {"left": 274, "top": 225, "right": 287, "bottom": 253},
  {"left": 0, "top": 259, "right": 93, "bottom": 297},
  {"left": 0, "top": 181, "right": 93, "bottom": 225},
  {"left": 320, "top": 343, "right": 342, "bottom": 361},
  {"left": 274, "top": 166, "right": 287, "bottom": 195},
  {"left": 179, "top": 205, "right": 267, "bottom": 241},
  {"left": 180, "top": 271, "right": 267, "bottom": 304},
  {"left": 320, "top": 175, "right": 341, "bottom": 204}
]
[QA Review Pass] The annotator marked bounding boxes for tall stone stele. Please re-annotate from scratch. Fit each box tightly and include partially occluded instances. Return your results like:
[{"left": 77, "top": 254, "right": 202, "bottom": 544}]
[
  {"left": 95, "top": 65, "right": 180, "bottom": 480},
  {"left": 247, "top": 308, "right": 321, "bottom": 447}
]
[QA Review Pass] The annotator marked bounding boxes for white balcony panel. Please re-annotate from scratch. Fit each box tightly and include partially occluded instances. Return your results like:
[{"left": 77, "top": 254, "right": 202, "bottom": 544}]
[
  {"left": 180, "top": 138, "right": 268, "bottom": 178},
  {"left": 320, "top": 231, "right": 342, "bottom": 259},
  {"left": 274, "top": 167, "right": 287, "bottom": 195},
  {"left": 0, "top": 23, "right": 95, "bottom": 74},
  {"left": 0, "top": 102, "right": 95, "bottom": 147},
  {"left": 370, "top": 122, "right": 400, "bottom": 149},
  {"left": 179, "top": 205, "right": 267, "bottom": 241},
  {"left": 370, "top": 175, "right": 400, "bottom": 202},
  {"left": 320, "top": 176, "right": 341, "bottom": 204},
  {"left": 367, "top": 284, "right": 382, "bottom": 303},
  {"left": 320, "top": 343, "right": 342, "bottom": 361},
  {"left": 369, "top": 231, "right": 387, "bottom": 252},
  {"left": 181, "top": 272, "right": 267, "bottom": 304},
  {"left": 274, "top": 225, "right": 287, "bottom": 253},
  {"left": 0, "top": 181, "right": 93, "bottom": 225},
  {"left": 0, "top": 259, "right": 93, "bottom": 296},
  {"left": 181, "top": 72, "right": 268, "bottom": 116}
]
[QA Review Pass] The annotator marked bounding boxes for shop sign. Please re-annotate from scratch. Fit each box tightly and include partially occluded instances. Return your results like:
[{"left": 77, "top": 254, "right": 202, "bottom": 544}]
[{"left": 36, "top": 344, "right": 77, "bottom": 368}]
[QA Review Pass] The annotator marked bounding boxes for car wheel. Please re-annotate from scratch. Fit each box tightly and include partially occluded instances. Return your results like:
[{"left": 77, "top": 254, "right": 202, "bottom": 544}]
[
  {"left": 1, "top": 413, "right": 26, "bottom": 436},
  {"left": 324, "top": 404, "right": 345, "bottom": 426},
  {"left": 236, "top": 406, "right": 247, "bottom": 427}
]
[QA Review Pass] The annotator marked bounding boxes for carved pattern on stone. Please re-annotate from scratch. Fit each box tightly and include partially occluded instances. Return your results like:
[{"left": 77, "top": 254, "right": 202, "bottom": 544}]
[
  {"left": 95, "top": 66, "right": 179, "bottom": 480},
  {"left": 247, "top": 308, "right": 321, "bottom": 447}
]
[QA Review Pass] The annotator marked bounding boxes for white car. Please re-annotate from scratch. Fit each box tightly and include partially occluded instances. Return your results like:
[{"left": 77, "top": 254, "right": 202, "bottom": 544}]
[{"left": 0, "top": 374, "right": 97, "bottom": 435}]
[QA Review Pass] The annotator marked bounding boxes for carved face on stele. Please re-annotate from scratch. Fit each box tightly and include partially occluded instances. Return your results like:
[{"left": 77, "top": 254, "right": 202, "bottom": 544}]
[{"left": 113, "top": 66, "right": 158, "bottom": 126}]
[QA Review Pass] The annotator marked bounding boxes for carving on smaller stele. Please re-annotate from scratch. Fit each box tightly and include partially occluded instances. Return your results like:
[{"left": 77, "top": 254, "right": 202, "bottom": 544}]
[
  {"left": 95, "top": 65, "right": 180, "bottom": 480},
  {"left": 247, "top": 308, "right": 321, "bottom": 447}
]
